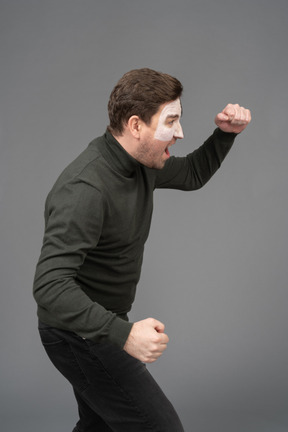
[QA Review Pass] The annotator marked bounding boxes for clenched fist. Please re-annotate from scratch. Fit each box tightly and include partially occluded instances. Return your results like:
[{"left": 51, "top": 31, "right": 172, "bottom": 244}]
[
  {"left": 124, "top": 318, "right": 169, "bottom": 363},
  {"left": 215, "top": 103, "right": 251, "bottom": 134}
]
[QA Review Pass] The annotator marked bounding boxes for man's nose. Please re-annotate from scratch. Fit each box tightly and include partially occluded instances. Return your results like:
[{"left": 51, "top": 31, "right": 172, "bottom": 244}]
[{"left": 174, "top": 122, "right": 184, "bottom": 139}]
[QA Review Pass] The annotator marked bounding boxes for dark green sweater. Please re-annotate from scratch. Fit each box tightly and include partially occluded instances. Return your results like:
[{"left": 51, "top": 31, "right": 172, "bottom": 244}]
[{"left": 33, "top": 128, "right": 236, "bottom": 348}]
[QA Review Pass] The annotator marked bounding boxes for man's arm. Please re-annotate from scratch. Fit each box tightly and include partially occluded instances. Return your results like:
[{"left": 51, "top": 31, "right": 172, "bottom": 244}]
[
  {"left": 155, "top": 103, "right": 251, "bottom": 190},
  {"left": 33, "top": 181, "right": 133, "bottom": 348}
]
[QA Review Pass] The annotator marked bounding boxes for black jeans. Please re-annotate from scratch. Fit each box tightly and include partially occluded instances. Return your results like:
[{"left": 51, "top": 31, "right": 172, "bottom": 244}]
[{"left": 38, "top": 321, "right": 184, "bottom": 432}]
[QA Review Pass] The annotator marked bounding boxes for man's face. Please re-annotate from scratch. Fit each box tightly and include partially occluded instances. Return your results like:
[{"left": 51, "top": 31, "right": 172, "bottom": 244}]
[{"left": 136, "top": 99, "right": 184, "bottom": 169}]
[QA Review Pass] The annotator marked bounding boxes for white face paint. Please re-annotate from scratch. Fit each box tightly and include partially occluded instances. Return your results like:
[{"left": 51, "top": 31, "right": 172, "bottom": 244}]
[{"left": 154, "top": 98, "right": 184, "bottom": 141}]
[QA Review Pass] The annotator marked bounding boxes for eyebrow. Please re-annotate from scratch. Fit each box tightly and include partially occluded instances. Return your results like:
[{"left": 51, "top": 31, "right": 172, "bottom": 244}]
[{"left": 166, "top": 114, "right": 180, "bottom": 120}]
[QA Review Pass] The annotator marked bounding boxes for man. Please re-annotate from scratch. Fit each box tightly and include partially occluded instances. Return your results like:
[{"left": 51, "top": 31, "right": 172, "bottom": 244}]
[{"left": 33, "top": 68, "right": 251, "bottom": 431}]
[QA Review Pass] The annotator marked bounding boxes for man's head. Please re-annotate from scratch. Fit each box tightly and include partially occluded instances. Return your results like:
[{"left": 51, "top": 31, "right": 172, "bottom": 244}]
[{"left": 107, "top": 68, "right": 183, "bottom": 136}]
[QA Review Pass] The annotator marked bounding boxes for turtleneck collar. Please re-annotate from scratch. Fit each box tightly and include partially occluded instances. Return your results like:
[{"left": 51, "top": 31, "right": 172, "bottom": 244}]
[{"left": 95, "top": 130, "right": 141, "bottom": 177}]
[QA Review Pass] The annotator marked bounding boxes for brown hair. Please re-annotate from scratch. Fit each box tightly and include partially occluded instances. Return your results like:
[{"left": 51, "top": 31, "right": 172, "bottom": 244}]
[{"left": 107, "top": 68, "right": 183, "bottom": 135}]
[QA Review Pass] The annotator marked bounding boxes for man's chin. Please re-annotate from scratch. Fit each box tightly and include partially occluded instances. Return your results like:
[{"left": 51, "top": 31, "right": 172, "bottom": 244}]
[{"left": 154, "top": 160, "right": 167, "bottom": 170}]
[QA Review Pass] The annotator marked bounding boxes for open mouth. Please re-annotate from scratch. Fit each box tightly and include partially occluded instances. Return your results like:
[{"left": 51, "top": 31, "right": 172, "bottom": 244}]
[{"left": 165, "top": 147, "right": 170, "bottom": 157}]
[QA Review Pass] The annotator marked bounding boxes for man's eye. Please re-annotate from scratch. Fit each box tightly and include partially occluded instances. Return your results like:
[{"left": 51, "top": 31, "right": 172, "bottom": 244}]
[{"left": 168, "top": 120, "right": 175, "bottom": 125}]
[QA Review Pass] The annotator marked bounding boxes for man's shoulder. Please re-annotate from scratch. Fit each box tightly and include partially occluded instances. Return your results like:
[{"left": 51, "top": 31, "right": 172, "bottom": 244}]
[
  {"left": 53, "top": 134, "right": 107, "bottom": 186},
  {"left": 42, "top": 137, "right": 107, "bottom": 210}
]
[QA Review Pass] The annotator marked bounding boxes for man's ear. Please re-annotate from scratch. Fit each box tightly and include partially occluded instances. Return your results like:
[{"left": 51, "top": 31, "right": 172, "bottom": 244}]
[{"left": 127, "top": 115, "right": 142, "bottom": 139}]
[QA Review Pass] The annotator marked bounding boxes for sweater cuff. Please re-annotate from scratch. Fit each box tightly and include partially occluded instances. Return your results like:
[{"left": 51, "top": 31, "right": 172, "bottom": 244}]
[
  {"left": 215, "top": 127, "right": 238, "bottom": 141},
  {"left": 108, "top": 316, "right": 133, "bottom": 349}
]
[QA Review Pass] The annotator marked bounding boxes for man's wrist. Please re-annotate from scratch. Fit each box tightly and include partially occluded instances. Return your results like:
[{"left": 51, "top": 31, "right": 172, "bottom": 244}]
[{"left": 108, "top": 316, "right": 134, "bottom": 349}]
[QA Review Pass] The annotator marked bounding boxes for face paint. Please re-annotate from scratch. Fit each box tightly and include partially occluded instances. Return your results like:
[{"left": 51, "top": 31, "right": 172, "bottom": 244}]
[{"left": 154, "top": 98, "right": 184, "bottom": 141}]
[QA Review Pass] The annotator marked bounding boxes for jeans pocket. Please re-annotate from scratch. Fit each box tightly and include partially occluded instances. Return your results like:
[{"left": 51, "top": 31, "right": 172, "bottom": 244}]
[
  {"left": 39, "top": 328, "right": 89, "bottom": 392},
  {"left": 39, "top": 328, "right": 64, "bottom": 346}
]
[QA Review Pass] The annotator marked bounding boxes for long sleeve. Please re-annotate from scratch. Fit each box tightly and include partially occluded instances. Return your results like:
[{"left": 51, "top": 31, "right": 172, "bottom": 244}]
[
  {"left": 155, "top": 128, "right": 237, "bottom": 190},
  {"left": 33, "top": 180, "right": 133, "bottom": 348}
]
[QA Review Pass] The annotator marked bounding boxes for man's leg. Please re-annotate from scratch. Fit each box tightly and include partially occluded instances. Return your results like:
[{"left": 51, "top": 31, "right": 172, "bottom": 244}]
[
  {"left": 38, "top": 321, "right": 112, "bottom": 432},
  {"left": 73, "top": 388, "right": 113, "bottom": 432},
  {"left": 38, "top": 321, "right": 184, "bottom": 432}
]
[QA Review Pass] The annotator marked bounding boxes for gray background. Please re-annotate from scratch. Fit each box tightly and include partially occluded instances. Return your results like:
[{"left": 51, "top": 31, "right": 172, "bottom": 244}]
[{"left": 1, "top": 0, "right": 287, "bottom": 431}]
